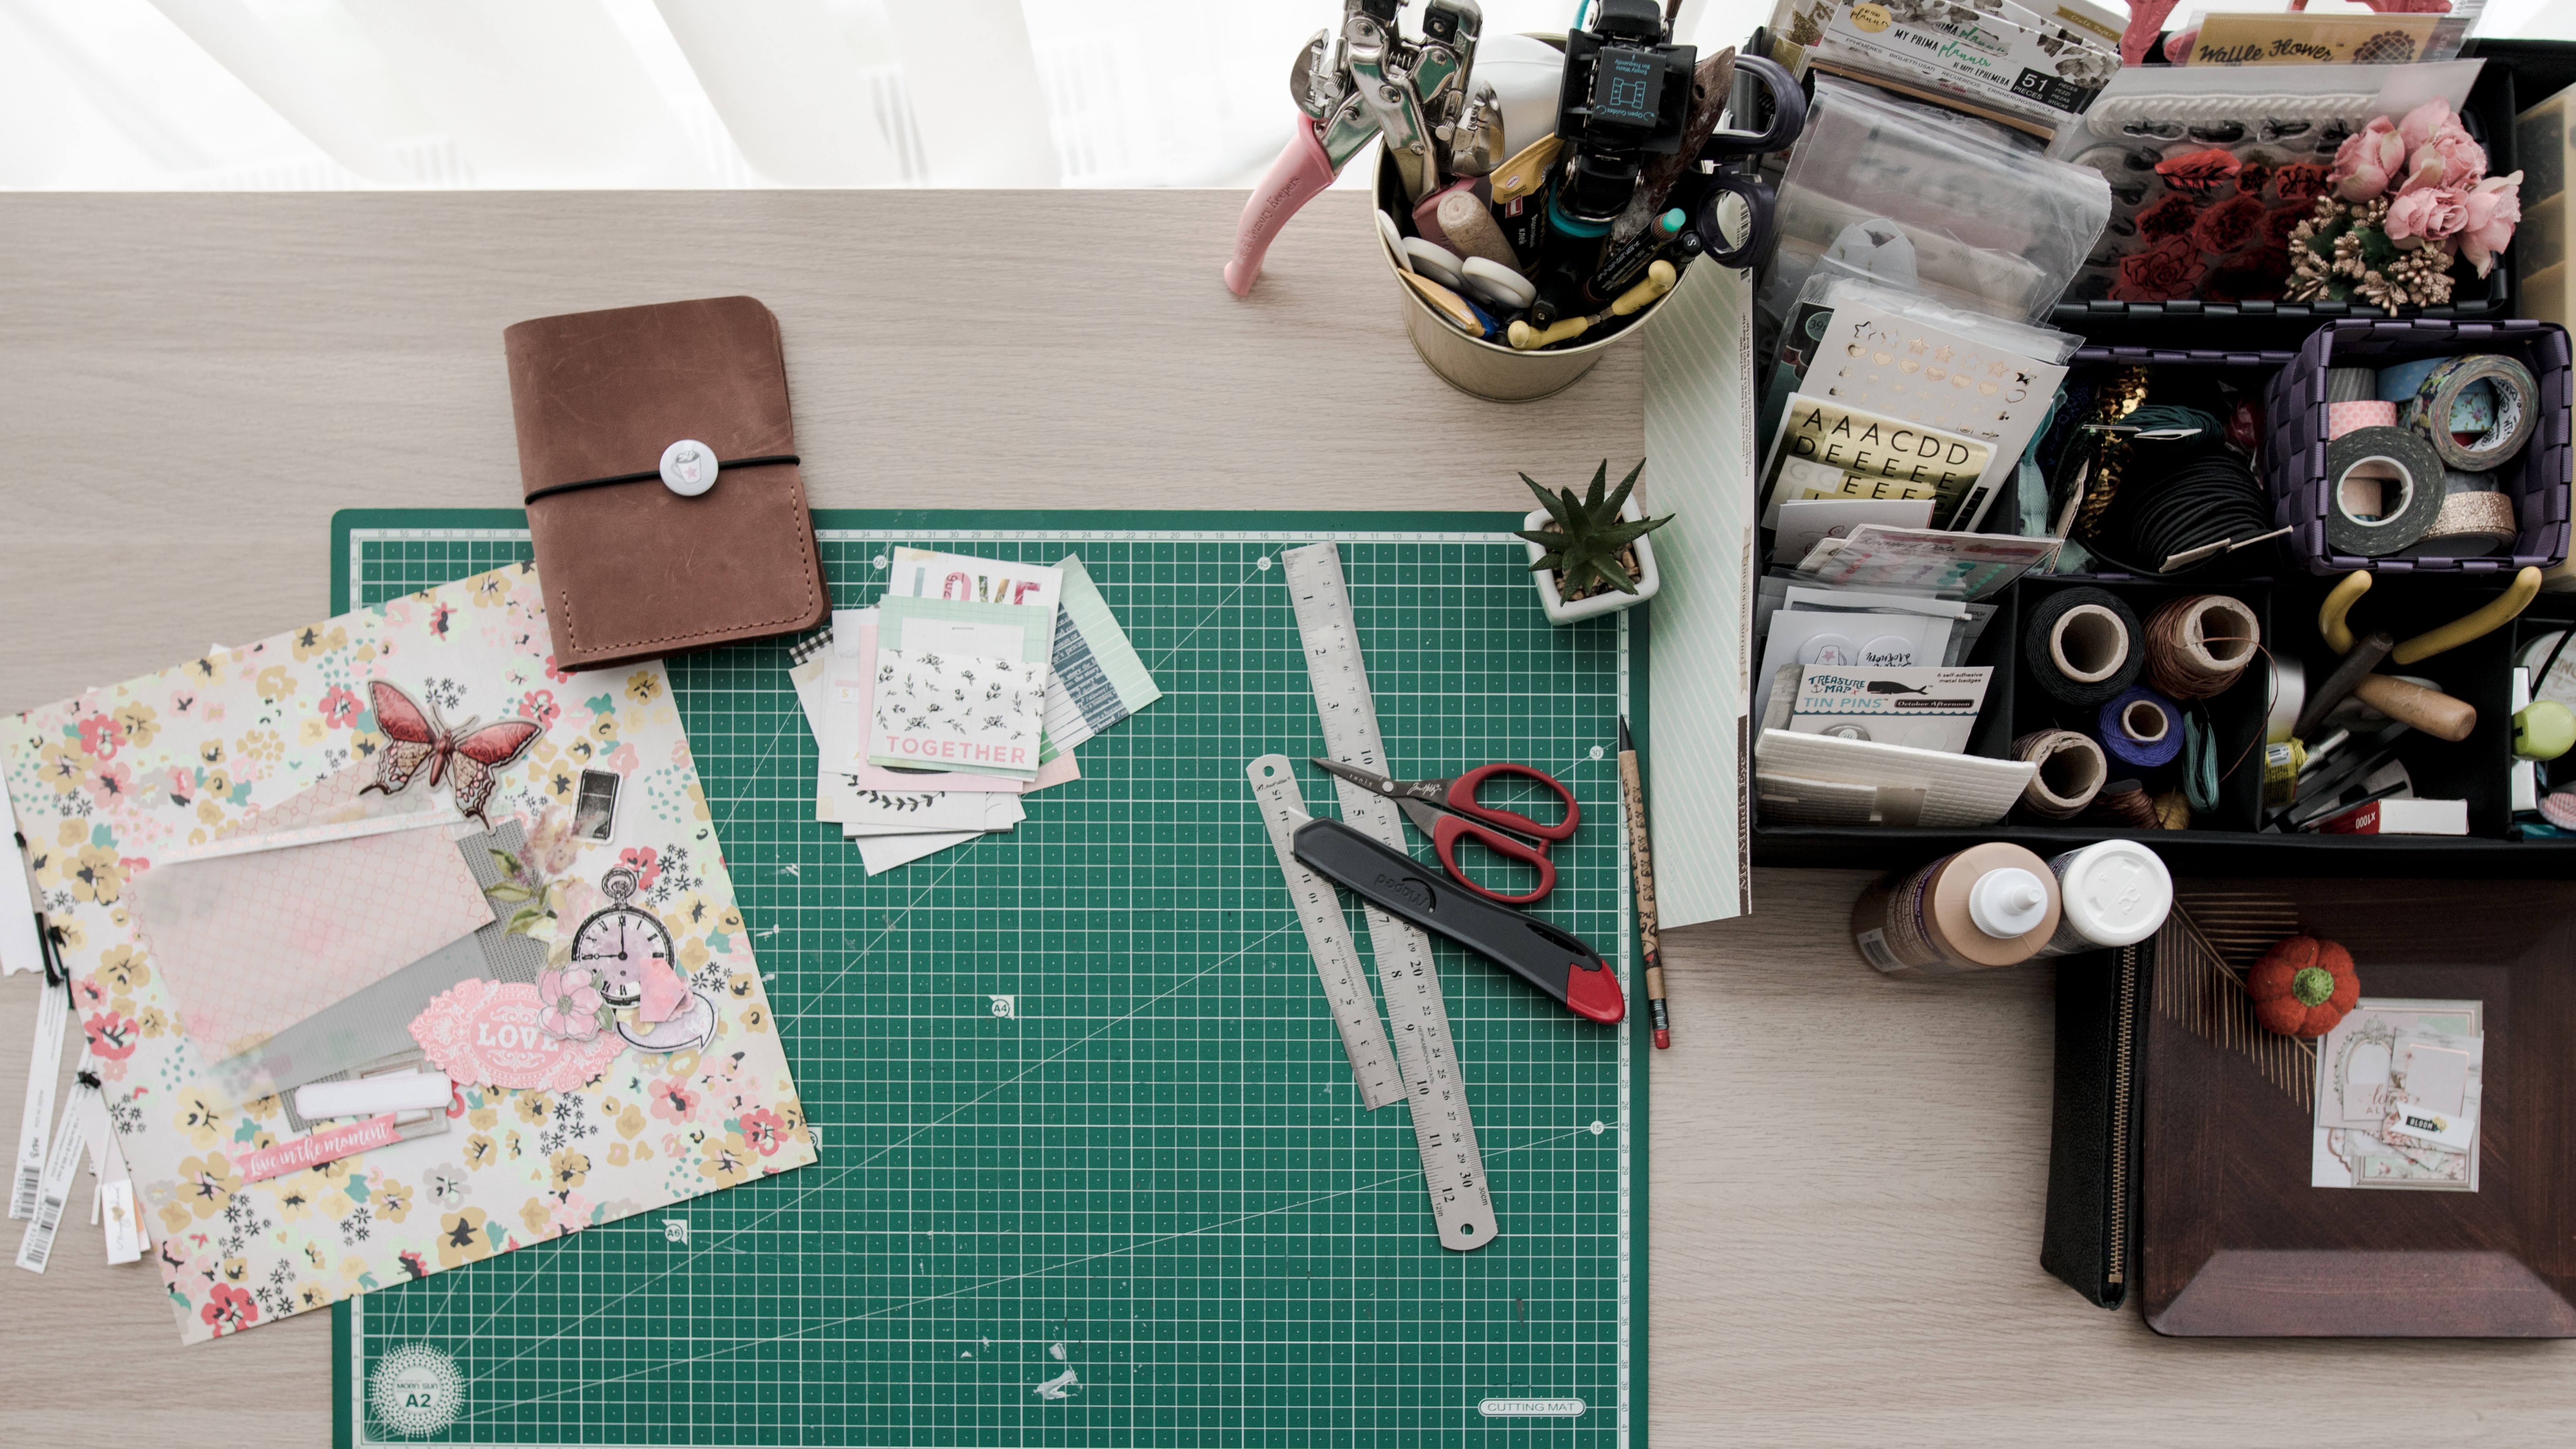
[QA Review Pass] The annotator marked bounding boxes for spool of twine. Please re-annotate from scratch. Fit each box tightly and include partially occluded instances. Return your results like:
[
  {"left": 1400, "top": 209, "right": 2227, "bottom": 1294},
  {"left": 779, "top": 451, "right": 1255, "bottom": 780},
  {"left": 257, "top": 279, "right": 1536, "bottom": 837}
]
[
  {"left": 2143, "top": 594, "right": 2260, "bottom": 701},
  {"left": 2090, "top": 779, "right": 2164, "bottom": 830},
  {"left": 2013, "top": 729, "right": 2107, "bottom": 819}
]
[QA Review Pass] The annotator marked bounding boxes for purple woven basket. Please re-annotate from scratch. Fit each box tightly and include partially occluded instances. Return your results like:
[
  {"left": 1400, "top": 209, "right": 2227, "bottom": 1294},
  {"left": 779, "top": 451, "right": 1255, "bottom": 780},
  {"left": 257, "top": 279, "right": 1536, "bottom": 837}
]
[{"left": 2260, "top": 319, "right": 2573, "bottom": 577}]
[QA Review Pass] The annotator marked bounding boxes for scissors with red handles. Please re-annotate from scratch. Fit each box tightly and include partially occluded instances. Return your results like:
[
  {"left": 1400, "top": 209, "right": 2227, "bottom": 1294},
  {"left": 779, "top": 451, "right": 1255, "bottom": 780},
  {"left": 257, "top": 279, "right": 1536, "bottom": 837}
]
[{"left": 1311, "top": 758, "right": 1580, "bottom": 905}]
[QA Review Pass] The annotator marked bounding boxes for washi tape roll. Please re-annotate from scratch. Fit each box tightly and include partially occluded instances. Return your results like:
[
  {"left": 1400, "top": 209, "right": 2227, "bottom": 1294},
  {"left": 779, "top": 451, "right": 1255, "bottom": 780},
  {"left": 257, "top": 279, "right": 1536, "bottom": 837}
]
[
  {"left": 2518, "top": 631, "right": 2576, "bottom": 708},
  {"left": 2013, "top": 729, "right": 2107, "bottom": 819},
  {"left": 2266, "top": 654, "right": 2304, "bottom": 745},
  {"left": 2412, "top": 490, "right": 2520, "bottom": 557},
  {"left": 2022, "top": 587, "right": 2144, "bottom": 708},
  {"left": 2375, "top": 356, "right": 2448, "bottom": 404},
  {"left": 2326, "top": 367, "right": 2378, "bottom": 404},
  {"left": 2405, "top": 354, "right": 2537, "bottom": 470},
  {"left": 2096, "top": 687, "right": 2182, "bottom": 769},
  {"left": 2323, "top": 426, "right": 2448, "bottom": 557},
  {"left": 2326, "top": 399, "right": 2397, "bottom": 439}
]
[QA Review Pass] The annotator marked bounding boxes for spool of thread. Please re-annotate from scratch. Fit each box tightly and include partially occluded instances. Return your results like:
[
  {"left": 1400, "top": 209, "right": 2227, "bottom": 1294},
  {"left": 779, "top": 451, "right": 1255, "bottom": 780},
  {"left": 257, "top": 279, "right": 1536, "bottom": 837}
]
[
  {"left": 2261, "top": 738, "right": 2306, "bottom": 811},
  {"left": 2411, "top": 491, "right": 2520, "bottom": 557},
  {"left": 2517, "top": 631, "right": 2576, "bottom": 708},
  {"left": 1437, "top": 189, "right": 1521, "bottom": 269},
  {"left": 2326, "top": 367, "right": 2378, "bottom": 404},
  {"left": 2013, "top": 729, "right": 2108, "bottom": 819},
  {"left": 2142, "top": 594, "right": 2260, "bottom": 701},
  {"left": 2096, "top": 687, "right": 2183, "bottom": 769},
  {"left": 2090, "top": 780, "right": 2163, "bottom": 830},
  {"left": 2023, "top": 587, "right": 2144, "bottom": 707},
  {"left": 2327, "top": 399, "right": 2398, "bottom": 439},
  {"left": 2152, "top": 790, "right": 2193, "bottom": 829},
  {"left": 2405, "top": 354, "right": 2538, "bottom": 470},
  {"left": 1850, "top": 842, "right": 2063, "bottom": 976},
  {"left": 2032, "top": 840, "right": 2174, "bottom": 957},
  {"left": 2266, "top": 654, "right": 2305, "bottom": 745},
  {"left": 2324, "top": 427, "right": 2448, "bottom": 557}
]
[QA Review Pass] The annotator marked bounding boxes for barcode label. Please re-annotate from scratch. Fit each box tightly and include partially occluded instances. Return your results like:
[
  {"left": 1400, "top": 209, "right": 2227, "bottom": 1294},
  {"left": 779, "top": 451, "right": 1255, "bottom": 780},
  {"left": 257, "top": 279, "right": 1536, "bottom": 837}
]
[
  {"left": 1855, "top": 928, "right": 1901, "bottom": 972},
  {"left": 9, "top": 1164, "right": 35, "bottom": 1221},
  {"left": 18, "top": 1195, "right": 60, "bottom": 1269}
]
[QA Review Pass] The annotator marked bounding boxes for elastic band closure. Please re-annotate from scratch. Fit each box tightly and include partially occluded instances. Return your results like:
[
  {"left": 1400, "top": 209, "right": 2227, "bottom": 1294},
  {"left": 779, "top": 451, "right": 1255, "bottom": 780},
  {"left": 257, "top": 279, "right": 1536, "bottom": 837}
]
[{"left": 523, "top": 453, "right": 799, "bottom": 505}]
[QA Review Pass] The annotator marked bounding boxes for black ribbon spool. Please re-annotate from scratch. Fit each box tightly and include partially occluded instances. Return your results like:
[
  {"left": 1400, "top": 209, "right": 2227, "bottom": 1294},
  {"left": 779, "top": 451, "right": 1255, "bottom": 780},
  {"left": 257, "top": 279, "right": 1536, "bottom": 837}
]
[{"left": 2023, "top": 586, "right": 2146, "bottom": 707}]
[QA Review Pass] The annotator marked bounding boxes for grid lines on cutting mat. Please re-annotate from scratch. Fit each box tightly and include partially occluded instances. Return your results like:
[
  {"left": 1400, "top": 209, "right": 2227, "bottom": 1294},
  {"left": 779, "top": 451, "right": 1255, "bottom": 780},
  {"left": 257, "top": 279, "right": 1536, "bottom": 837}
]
[{"left": 335, "top": 517, "right": 1636, "bottom": 1448}]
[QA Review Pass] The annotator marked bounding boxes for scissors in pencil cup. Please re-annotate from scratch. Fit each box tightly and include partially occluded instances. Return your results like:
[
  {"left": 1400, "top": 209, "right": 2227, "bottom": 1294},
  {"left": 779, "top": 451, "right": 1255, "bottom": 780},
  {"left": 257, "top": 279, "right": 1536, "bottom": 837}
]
[{"left": 1310, "top": 758, "right": 1580, "bottom": 905}]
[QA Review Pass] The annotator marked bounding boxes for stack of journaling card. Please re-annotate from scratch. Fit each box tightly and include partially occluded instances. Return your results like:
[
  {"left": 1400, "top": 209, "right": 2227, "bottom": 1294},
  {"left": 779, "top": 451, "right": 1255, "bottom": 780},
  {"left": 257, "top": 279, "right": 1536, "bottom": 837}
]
[{"left": 787, "top": 549, "right": 1160, "bottom": 872}]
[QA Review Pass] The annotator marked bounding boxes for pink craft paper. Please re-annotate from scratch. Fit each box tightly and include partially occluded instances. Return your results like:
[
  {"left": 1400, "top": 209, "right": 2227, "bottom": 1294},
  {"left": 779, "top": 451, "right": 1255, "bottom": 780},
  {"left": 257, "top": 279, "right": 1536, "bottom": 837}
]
[
  {"left": 238, "top": 1113, "right": 402, "bottom": 1184},
  {"left": 133, "top": 768, "right": 495, "bottom": 1056},
  {"left": 408, "top": 980, "right": 624, "bottom": 1092},
  {"left": 636, "top": 960, "right": 689, "bottom": 1024}
]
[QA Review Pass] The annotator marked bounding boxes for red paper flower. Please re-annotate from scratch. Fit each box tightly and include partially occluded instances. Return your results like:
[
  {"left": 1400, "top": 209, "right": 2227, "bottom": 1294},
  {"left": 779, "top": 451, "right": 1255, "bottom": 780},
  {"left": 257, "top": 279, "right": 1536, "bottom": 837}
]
[
  {"left": 2156, "top": 148, "right": 2243, "bottom": 194},
  {"left": 2274, "top": 163, "right": 2331, "bottom": 204},
  {"left": 2110, "top": 237, "right": 2209, "bottom": 304},
  {"left": 2262, "top": 205, "right": 2310, "bottom": 251},
  {"left": 2235, "top": 161, "right": 2273, "bottom": 199},
  {"left": 2136, "top": 193, "right": 2201, "bottom": 241},
  {"left": 2191, "top": 194, "right": 2268, "bottom": 254}
]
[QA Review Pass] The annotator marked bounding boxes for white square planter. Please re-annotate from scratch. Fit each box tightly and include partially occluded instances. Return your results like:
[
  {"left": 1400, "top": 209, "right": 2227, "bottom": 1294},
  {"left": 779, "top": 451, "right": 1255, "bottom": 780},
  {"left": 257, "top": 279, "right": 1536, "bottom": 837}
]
[{"left": 1525, "top": 497, "right": 1661, "bottom": 626}]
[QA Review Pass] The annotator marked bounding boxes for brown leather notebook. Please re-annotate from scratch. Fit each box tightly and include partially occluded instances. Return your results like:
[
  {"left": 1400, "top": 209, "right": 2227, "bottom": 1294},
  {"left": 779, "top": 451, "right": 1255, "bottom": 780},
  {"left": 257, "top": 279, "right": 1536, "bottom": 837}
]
[{"left": 505, "top": 295, "right": 828, "bottom": 671}]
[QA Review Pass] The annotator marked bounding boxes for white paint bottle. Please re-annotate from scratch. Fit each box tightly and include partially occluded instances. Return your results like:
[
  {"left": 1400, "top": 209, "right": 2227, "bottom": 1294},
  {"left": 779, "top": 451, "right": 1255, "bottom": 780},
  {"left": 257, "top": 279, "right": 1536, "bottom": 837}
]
[{"left": 2031, "top": 840, "right": 2173, "bottom": 958}]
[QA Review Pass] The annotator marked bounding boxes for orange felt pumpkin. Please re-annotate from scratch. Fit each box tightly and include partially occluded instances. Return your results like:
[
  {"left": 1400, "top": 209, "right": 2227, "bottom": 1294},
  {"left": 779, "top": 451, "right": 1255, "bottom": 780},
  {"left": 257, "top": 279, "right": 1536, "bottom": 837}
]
[{"left": 2246, "top": 936, "right": 2360, "bottom": 1038}]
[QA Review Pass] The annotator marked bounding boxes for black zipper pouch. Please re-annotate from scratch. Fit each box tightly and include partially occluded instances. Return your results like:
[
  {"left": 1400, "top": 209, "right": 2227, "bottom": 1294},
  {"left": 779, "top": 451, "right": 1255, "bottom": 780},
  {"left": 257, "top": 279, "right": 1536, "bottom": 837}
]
[{"left": 2041, "top": 942, "right": 2147, "bottom": 1309}]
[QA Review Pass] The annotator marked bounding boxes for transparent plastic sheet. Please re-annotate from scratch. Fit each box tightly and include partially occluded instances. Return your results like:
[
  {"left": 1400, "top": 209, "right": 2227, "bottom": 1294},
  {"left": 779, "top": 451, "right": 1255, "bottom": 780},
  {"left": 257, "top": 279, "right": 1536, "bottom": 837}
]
[
  {"left": 1761, "top": 77, "right": 2114, "bottom": 330},
  {"left": 2043, "top": 61, "right": 2484, "bottom": 305}
]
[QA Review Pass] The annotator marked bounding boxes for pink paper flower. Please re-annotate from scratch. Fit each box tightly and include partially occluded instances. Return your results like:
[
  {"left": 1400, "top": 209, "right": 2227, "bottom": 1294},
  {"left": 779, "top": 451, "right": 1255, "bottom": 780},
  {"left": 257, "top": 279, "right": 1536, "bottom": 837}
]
[
  {"left": 2459, "top": 172, "right": 2523, "bottom": 278},
  {"left": 2331, "top": 116, "right": 2407, "bottom": 201},
  {"left": 2396, "top": 100, "right": 2487, "bottom": 196},
  {"left": 2386, "top": 185, "right": 2469, "bottom": 249},
  {"left": 536, "top": 966, "right": 605, "bottom": 1041}
]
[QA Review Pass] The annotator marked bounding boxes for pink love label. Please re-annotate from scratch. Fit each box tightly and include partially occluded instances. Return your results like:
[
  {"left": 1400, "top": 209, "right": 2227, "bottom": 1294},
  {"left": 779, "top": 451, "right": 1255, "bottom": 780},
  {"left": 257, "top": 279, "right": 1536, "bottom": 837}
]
[{"left": 408, "top": 979, "right": 624, "bottom": 1092}]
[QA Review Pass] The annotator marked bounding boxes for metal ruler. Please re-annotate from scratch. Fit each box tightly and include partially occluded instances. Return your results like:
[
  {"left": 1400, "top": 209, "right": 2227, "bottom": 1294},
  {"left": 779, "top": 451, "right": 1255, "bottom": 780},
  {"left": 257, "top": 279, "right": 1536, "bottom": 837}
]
[
  {"left": 1281, "top": 543, "right": 1497, "bottom": 1252},
  {"left": 1246, "top": 756, "right": 1404, "bottom": 1111}
]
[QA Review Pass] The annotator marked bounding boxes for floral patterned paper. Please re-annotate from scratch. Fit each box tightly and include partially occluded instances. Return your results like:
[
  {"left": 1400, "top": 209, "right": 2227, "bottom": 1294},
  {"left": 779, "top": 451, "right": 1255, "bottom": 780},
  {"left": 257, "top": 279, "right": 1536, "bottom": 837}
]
[{"left": 0, "top": 563, "right": 815, "bottom": 1343}]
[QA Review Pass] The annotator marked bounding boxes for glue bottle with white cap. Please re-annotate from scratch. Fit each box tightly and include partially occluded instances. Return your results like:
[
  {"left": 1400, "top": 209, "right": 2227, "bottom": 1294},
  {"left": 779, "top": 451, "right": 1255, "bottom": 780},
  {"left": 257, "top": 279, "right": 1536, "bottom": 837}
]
[
  {"left": 1851, "top": 843, "right": 2063, "bottom": 977},
  {"left": 2032, "top": 840, "right": 2173, "bottom": 958}
]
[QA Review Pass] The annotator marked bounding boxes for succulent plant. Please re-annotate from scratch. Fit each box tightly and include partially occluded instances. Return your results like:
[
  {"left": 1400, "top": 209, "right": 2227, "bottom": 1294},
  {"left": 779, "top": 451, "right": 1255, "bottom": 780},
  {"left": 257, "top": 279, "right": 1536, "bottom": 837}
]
[{"left": 1518, "top": 459, "right": 1672, "bottom": 600}]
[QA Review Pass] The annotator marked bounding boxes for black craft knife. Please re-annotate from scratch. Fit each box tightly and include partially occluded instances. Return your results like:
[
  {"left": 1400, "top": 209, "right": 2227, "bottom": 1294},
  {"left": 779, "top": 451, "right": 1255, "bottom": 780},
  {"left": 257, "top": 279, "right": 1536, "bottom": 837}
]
[{"left": 1288, "top": 814, "right": 1625, "bottom": 1025}]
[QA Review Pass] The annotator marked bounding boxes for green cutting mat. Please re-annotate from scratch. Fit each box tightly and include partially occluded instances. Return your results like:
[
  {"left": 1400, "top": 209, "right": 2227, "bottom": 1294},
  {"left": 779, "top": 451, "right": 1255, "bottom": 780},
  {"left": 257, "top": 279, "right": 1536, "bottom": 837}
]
[{"left": 329, "top": 510, "right": 1647, "bottom": 1448}]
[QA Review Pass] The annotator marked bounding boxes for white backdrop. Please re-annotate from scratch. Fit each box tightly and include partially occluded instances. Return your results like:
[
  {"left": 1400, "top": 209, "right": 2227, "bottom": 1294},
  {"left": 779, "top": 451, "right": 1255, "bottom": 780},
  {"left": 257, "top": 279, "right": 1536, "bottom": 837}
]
[{"left": 0, "top": 0, "right": 2566, "bottom": 190}]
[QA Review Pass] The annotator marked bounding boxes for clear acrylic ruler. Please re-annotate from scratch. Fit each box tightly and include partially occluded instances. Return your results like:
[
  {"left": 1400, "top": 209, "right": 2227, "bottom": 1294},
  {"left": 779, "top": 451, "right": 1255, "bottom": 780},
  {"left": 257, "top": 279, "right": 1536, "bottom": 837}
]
[
  {"left": 1281, "top": 542, "right": 1497, "bottom": 1252},
  {"left": 1246, "top": 756, "right": 1404, "bottom": 1111}
]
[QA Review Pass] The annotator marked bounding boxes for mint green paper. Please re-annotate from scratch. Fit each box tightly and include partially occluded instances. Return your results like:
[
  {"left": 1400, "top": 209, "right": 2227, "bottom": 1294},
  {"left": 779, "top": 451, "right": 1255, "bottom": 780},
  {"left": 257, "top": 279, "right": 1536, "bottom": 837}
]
[{"left": 1046, "top": 554, "right": 1163, "bottom": 749}]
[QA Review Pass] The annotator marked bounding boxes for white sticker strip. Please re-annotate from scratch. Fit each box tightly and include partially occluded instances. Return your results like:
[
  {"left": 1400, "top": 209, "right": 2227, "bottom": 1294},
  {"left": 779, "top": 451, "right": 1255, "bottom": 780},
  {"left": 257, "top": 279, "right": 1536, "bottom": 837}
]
[
  {"left": 16, "top": 1050, "right": 96, "bottom": 1273},
  {"left": 12, "top": 982, "right": 68, "bottom": 1220},
  {"left": 294, "top": 1071, "right": 454, "bottom": 1121},
  {"left": 1282, "top": 543, "right": 1497, "bottom": 1252}
]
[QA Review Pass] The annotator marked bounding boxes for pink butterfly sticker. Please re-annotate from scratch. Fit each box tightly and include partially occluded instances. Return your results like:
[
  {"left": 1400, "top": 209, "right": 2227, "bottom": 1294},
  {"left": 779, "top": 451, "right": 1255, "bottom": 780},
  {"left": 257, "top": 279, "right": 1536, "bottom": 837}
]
[{"left": 409, "top": 980, "right": 624, "bottom": 1092}]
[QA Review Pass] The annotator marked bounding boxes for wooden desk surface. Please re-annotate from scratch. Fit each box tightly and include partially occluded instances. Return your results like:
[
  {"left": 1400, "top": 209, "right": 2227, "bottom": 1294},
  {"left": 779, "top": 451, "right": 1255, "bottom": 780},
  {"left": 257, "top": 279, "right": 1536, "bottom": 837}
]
[{"left": 2, "top": 191, "right": 2569, "bottom": 1446}]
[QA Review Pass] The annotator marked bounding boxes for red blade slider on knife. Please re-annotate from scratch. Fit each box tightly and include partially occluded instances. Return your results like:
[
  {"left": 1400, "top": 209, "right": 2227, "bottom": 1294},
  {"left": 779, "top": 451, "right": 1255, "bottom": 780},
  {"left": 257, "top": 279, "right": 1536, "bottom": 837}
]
[{"left": 1288, "top": 813, "right": 1625, "bottom": 1024}]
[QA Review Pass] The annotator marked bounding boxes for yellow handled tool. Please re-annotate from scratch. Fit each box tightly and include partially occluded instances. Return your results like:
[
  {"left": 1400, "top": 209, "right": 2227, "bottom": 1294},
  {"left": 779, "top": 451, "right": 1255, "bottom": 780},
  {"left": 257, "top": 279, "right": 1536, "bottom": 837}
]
[{"left": 1507, "top": 261, "right": 1676, "bottom": 351}]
